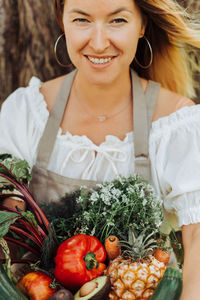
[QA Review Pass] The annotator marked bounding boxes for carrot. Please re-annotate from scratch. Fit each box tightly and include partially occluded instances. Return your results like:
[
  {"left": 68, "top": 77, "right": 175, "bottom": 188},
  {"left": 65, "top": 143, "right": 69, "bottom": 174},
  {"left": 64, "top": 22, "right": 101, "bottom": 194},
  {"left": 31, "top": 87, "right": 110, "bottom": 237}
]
[
  {"left": 105, "top": 235, "right": 121, "bottom": 260},
  {"left": 154, "top": 249, "right": 170, "bottom": 265}
]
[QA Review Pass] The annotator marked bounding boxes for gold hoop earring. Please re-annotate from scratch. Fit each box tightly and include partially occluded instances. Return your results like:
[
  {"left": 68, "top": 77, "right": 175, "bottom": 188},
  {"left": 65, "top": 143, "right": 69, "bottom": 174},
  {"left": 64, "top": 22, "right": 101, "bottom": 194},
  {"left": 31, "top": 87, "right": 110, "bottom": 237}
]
[
  {"left": 54, "top": 33, "right": 69, "bottom": 67},
  {"left": 134, "top": 36, "right": 153, "bottom": 69}
]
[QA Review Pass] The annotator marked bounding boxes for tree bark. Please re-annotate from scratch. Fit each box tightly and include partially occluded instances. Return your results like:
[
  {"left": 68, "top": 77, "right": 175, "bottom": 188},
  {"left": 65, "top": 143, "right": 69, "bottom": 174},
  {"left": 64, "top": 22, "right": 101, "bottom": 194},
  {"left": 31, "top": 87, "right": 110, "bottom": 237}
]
[
  {"left": 16, "top": 0, "right": 68, "bottom": 88},
  {"left": 0, "top": 0, "right": 19, "bottom": 102},
  {"left": 0, "top": 0, "right": 66, "bottom": 103}
]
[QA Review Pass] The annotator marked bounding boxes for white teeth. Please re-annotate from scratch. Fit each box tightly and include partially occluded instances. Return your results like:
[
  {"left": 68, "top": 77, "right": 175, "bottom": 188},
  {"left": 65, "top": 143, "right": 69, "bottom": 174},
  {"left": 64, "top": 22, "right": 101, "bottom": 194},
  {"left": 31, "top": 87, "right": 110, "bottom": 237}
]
[{"left": 88, "top": 56, "right": 112, "bottom": 64}]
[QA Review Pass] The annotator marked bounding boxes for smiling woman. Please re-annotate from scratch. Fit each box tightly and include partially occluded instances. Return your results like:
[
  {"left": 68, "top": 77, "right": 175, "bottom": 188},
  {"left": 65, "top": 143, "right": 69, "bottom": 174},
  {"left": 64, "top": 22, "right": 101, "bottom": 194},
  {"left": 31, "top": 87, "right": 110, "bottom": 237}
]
[
  {"left": 62, "top": 0, "right": 145, "bottom": 87},
  {"left": 0, "top": 0, "right": 200, "bottom": 299},
  {"left": 53, "top": 0, "right": 199, "bottom": 97}
]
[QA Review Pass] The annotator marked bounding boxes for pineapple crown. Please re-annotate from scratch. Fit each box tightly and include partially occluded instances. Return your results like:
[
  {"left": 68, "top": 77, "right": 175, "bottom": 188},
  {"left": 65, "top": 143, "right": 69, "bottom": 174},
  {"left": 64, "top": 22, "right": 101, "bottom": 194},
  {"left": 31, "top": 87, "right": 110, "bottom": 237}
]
[{"left": 119, "top": 227, "right": 158, "bottom": 260}]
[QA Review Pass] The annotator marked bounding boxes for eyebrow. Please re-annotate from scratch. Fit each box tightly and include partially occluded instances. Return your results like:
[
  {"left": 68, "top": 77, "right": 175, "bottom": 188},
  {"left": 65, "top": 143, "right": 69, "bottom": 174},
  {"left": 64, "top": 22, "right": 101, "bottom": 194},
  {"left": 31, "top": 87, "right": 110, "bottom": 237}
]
[{"left": 68, "top": 7, "right": 133, "bottom": 16}]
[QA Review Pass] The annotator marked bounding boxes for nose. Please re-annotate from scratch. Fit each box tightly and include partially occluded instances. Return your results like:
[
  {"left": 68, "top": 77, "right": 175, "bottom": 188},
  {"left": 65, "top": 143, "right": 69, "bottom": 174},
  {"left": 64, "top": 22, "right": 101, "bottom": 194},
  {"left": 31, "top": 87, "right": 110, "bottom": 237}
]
[{"left": 89, "top": 24, "right": 110, "bottom": 53}]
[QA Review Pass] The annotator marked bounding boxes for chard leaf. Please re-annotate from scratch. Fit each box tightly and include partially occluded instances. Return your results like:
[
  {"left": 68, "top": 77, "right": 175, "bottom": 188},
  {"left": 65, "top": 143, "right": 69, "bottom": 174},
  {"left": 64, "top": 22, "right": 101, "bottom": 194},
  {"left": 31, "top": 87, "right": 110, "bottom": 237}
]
[
  {"left": 0, "top": 155, "right": 32, "bottom": 186},
  {"left": 0, "top": 211, "right": 20, "bottom": 239},
  {"left": 21, "top": 211, "right": 38, "bottom": 229},
  {"left": 0, "top": 176, "right": 15, "bottom": 191},
  {"left": 0, "top": 211, "right": 20, "bottom": 224}
]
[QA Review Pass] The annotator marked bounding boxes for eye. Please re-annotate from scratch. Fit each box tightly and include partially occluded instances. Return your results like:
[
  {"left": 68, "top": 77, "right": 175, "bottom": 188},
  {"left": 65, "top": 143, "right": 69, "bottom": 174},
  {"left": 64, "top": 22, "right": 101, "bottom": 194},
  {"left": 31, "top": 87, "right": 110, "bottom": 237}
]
[
  {"left": 111, "top": 18, "right": 127, "bottom": 24},
  {"left": 73, "top": 18, "right": 89, "bottom": 23}
]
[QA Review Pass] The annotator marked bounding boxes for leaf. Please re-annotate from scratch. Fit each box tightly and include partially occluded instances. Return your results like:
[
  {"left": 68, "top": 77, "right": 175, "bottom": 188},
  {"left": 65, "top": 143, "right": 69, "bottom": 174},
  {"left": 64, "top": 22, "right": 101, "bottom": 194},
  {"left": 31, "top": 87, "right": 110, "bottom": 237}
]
[
  {"left": 21, "top": 211, "right": 38, "bottom": 229},
  {"left": 169, "top": 229, "right": 184, "bottom": 267},
  {"left": 10, "top": 160, "right": 32, "bottom": 184},
  {"left": 0, "top": 155, "right": 32, "bottom": 186},
  {"left": 0, "top": 175, "right": 15, "bottom": 191},
  {"left": 0, "top": 211, "right": 20, "bottom": 224},
  {"left": 0, "top": 211, "right": 20, "bottom": 239},
  {"left": 40, "top": 223, "right": 58, "bottom": 269}
]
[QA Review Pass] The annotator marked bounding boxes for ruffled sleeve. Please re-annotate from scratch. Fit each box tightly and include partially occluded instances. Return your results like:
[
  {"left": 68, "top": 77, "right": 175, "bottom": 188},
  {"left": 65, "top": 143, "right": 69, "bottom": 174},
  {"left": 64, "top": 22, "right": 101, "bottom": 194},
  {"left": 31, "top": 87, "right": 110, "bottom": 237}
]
[
  {"left": 0, "top": 77, "right": 49, "bottom": 167},
  {"left": 150, "top": 105, "right": 200, "bottom": 227}
]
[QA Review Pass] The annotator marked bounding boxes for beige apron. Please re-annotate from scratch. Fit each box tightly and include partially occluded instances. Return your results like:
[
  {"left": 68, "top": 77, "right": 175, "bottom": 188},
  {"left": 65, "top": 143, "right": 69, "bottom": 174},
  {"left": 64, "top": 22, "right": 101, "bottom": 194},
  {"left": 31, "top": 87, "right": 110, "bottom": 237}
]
[{"left": 29, "top": 69, "right": 160, "bottom": 204}]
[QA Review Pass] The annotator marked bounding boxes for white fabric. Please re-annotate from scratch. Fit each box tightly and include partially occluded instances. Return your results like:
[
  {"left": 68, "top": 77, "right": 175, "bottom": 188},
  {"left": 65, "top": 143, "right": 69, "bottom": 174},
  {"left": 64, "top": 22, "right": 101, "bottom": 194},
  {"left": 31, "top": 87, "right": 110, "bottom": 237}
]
[{"left": 1, "top": 76, "right": 200, "bottom": 228}]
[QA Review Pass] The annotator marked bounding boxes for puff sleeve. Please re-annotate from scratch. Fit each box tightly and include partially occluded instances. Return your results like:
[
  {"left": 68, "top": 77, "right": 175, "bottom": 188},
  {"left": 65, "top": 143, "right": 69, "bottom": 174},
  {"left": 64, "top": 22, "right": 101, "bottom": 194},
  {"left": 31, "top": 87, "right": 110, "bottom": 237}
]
[
  {"left": 0, "top": 77, "right": 49, "bottom": 167},
  {"left": 150, "top": 105, "right": 200, "bottom": 227}
]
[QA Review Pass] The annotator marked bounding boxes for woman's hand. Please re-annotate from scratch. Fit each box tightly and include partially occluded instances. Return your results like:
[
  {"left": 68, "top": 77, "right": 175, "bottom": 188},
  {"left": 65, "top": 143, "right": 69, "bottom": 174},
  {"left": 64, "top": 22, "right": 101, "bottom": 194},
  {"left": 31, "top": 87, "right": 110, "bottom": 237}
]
[{"left": 180, "top": 222, "right": 200, "bottom": 300}]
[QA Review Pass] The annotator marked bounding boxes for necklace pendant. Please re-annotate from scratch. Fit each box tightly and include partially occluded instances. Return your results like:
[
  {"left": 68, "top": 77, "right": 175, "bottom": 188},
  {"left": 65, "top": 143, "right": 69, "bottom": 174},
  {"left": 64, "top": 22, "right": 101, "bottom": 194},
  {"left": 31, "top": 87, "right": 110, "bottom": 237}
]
[{"left": 97, "top": 115, "right": 106, "bottom": 122}]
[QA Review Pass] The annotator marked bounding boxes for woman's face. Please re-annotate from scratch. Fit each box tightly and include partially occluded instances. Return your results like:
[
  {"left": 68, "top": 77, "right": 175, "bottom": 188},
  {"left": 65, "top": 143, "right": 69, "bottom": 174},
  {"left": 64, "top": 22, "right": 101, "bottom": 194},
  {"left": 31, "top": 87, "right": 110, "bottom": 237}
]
[{"left": 62, "top": 0, "right": 145, "bottom": 85}]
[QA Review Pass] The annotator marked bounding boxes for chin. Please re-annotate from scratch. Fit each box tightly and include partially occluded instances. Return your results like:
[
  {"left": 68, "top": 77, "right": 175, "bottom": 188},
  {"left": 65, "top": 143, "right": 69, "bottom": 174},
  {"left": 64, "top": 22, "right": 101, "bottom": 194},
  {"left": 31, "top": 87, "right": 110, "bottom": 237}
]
[{"left": 78, "top": 65, "right": 123, "bottom": 86}]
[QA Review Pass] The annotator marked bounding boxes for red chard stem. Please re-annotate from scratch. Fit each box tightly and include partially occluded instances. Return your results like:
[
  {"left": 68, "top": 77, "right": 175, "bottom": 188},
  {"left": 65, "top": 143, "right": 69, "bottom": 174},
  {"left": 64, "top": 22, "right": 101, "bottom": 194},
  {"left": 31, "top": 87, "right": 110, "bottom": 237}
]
[
  {"left": 4, "top": 237, "right": 40, "bottom": 257},
  {"left": 9, "top": 225, "right": 42, "bottom": 248}
]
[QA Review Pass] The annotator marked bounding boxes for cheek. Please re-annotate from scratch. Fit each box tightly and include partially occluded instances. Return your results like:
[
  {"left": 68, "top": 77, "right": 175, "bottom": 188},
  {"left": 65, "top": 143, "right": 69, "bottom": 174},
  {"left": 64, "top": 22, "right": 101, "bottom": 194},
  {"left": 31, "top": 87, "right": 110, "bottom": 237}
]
[
  {"left": 111, "top": 27, "right": 141, "bottom": 57},
  {"left": 65, "top": 27, "right": 89, "bottom": 51}
]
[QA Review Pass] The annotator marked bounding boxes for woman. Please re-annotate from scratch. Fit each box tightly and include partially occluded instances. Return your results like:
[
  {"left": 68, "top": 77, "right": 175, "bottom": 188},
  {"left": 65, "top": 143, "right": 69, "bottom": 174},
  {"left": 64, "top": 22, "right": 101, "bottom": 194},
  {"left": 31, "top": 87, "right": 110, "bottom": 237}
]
[{"left": 0, "top": 0, "right": 200, "bottom": 298}]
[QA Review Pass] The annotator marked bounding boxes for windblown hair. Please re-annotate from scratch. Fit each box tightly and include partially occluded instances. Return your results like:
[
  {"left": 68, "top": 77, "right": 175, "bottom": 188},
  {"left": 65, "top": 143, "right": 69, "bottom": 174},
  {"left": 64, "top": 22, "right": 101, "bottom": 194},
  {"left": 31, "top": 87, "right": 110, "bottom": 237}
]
[{"left": 53, "top": 0, "right": 200, "bottom": 98}]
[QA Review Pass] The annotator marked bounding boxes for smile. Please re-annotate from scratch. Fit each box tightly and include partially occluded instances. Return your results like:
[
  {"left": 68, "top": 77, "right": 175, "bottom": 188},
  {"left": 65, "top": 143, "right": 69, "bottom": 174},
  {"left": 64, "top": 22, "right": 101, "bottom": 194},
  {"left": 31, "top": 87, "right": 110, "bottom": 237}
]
[{"left": 87, "top": 56, "right": 112, "bottom": 64}]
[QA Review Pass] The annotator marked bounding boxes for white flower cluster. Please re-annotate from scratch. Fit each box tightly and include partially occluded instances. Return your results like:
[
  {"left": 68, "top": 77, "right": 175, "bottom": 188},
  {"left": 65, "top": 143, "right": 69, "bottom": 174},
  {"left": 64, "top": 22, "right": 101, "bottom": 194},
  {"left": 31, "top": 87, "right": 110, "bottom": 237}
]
[{"left": 75, "top": 175, "right": 163, "bottom": 241}]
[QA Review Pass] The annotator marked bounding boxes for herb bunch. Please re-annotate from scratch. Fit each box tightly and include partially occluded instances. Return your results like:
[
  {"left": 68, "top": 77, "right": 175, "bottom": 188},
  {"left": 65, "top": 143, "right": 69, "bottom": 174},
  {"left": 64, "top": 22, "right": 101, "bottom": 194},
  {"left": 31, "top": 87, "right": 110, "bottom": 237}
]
[
  {"left": 45, "top": 175, "right": 163, "bottom": 244},
  {"left": 76, "top": 175, "right": 163, "bottom": 241}
]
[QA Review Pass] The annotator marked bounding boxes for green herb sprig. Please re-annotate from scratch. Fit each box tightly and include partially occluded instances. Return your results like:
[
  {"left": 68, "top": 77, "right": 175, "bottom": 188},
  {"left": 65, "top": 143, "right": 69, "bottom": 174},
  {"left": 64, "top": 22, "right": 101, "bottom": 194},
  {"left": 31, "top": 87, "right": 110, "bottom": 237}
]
[
  {"left": 76, "top": 175, "right": 163, "bottom": 242},
  {"left": 44, "top": 175, "right": 163, "bottom": 244}
]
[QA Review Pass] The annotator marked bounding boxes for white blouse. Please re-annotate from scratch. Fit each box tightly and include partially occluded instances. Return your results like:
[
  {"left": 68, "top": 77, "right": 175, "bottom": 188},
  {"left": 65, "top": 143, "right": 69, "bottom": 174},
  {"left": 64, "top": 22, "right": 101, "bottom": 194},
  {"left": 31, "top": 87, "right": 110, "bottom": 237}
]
[{"left": 1, "top": 77, "right": 200, "bottom": 229}]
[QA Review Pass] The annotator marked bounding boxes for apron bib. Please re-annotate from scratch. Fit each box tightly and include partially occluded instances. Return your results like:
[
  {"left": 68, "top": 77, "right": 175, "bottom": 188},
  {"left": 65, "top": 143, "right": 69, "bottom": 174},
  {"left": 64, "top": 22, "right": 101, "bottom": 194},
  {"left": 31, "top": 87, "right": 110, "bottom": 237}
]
[{"left": 29, "top": 69, "right": 160, "bottom": 204}]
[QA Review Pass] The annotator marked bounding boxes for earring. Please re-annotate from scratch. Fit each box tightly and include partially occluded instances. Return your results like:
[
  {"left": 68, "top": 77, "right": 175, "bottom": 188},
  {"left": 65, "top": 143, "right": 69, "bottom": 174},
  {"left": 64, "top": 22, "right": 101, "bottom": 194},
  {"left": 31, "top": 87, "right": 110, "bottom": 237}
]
[
  {"left": 54, "top": 33, "right": 69, "bottom": 67},
  {"left": 134, "top": 36, "right": 153, "bottom": 69}
]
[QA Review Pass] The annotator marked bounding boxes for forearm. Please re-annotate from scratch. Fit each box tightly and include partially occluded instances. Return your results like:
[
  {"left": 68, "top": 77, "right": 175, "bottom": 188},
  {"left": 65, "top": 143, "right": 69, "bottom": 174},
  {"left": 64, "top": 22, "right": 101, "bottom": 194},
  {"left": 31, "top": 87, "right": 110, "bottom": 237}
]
[{"left": 180, "top": 224, "right": 200, "bottom": 300}]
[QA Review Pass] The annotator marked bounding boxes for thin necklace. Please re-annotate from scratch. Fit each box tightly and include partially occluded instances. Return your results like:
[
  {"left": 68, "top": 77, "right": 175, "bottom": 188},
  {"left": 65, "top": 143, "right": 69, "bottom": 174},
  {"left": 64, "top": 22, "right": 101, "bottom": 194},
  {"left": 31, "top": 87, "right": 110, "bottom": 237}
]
[{"left": 75, "top": 95, "right": 131, "bottom": 122}]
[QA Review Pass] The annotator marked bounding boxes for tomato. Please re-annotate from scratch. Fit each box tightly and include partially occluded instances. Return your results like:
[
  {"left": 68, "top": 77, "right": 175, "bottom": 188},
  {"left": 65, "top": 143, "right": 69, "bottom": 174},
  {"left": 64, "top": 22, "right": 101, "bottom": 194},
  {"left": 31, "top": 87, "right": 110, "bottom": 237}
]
[
  {"left": 17, "top": 271, "right": 57, "bottom": 300},
  {"left": 54, "top": 234, "right": 107, "bottom": 291}
]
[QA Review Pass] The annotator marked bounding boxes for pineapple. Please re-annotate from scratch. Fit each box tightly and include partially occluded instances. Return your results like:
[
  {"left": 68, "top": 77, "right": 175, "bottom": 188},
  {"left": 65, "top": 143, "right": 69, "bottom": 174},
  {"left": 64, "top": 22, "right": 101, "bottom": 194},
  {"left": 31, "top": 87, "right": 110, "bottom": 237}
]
[{"left": 105, "top": 229, "right": 167, "bottom": 300}]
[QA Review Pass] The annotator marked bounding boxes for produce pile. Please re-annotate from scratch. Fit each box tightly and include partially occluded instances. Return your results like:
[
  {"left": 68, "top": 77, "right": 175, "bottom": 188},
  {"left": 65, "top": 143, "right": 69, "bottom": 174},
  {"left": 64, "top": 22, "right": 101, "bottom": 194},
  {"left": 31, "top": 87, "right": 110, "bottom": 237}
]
[{"left": 0, "top": 154, "right": 183, "bottom": 300}]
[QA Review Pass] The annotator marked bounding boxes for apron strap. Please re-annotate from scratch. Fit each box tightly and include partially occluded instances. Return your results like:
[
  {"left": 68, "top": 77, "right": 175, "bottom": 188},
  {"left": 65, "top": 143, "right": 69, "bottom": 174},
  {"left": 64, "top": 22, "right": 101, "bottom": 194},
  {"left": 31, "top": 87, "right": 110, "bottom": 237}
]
[
  {"left": 35, "top": 68, "right": 160, "bottom": 181},
  {"left": 132, "top": 70, "right": 160, "bottom": 181},
  {"left": 36, "top": 69, "right": 77, "bottom": 169}
]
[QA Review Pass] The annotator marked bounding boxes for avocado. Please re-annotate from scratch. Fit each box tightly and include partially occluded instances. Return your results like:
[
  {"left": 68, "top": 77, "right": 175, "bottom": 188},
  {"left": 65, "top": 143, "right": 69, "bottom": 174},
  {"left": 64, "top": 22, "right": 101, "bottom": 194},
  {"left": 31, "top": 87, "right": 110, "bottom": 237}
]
[{"left": 74, "top": 276, "right": 111, "bottom": 300}]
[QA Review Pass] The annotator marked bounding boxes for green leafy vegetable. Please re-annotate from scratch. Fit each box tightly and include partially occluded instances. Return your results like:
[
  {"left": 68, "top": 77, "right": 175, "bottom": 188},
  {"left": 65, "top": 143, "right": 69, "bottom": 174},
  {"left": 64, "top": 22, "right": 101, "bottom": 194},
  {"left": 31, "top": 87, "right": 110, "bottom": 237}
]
[
  {"left": 0, "top": 154, "right": 52, "bottom": 264},
  {"left": 21, "top": 211, "right": 38, "bottom": 229},
  {"left": 0, "top": 211, "right": 20, "bottom": 239},
  {"left": 169, "top": 229, "right": 184, "bottom": 268},
  {"left": 40, "top": 224, "right": 58, "bottom": 269},
  {"left": 0, "top": 154, "right": 49, "bottom": 231},
  {"left": 0, "top": 155, "right": 32, "bottom": 192}
]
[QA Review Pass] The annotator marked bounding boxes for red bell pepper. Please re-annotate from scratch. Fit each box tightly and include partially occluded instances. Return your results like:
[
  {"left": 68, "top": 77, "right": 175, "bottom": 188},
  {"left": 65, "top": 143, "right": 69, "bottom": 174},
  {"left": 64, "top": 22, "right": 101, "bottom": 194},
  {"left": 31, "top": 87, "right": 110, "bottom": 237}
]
[{"left": 54, "top": 234, "right": 107, "bottom": 291}]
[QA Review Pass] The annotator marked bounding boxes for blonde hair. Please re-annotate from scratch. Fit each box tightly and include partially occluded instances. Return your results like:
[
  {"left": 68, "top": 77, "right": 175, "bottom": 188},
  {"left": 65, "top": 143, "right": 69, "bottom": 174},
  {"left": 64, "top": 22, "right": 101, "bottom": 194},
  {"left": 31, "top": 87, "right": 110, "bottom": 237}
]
[
  {"left": 53, "top": 0, "right": 200, "bottom": 98},
  {"left": 133, "top": 0, "right": 200, "bottom": 98}
]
